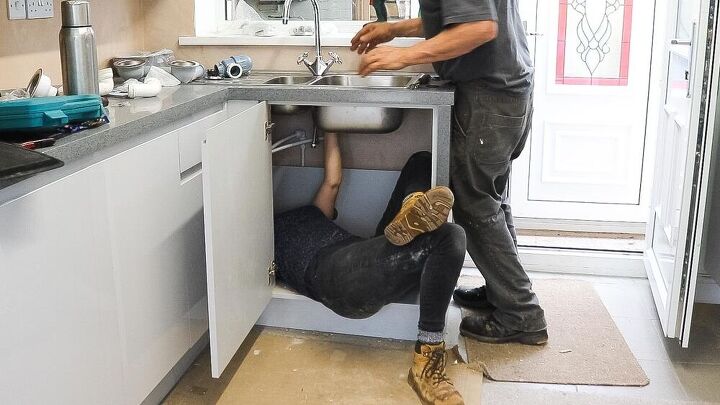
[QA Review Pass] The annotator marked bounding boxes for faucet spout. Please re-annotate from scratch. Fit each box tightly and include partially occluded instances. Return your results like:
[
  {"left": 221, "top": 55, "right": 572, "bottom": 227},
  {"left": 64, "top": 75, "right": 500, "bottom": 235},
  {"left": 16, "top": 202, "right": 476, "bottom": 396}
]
[
  {"left": 281, "top": 0, "right": 293, "bottom": 24},
  {"left": 282, "top": 0, "right": 340, "bottom": 76}
]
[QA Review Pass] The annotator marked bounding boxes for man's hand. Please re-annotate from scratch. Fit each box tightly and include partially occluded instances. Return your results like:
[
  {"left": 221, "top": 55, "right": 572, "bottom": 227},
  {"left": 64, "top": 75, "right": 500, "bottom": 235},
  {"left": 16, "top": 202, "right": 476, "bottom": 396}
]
[
  {"left": 357, "top": 21, "right": 497, "bottom": 76},
  {"left": 359, "top": 46, "right": 410, "bottom": 76},
  {"left": 351, "top": 23, "right": 396, "bottom": 54}
]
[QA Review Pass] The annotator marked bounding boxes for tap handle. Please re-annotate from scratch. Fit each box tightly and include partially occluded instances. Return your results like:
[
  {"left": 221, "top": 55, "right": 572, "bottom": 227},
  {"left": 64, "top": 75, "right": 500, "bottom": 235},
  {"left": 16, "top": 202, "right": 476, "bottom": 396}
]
[
  {"left": 297, "top": 52, "right": 310, "bottom": 65},
  {"left": 328, "top": 51, "right": 343, "bottom": 64}
]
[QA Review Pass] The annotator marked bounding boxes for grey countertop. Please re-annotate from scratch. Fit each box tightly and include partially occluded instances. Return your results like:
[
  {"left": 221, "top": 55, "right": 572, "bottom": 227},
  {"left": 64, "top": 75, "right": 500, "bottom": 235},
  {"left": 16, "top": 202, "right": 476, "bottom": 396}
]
[{"left": 0, "top": 71, "right": 455, "bottom": 200}]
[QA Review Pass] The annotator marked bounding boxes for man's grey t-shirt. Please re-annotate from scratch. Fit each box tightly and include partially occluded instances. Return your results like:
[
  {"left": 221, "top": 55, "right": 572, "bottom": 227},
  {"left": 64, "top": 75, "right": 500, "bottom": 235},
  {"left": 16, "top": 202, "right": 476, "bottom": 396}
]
[{"left": 419, "top": 0, "right": 533, "bottom": 92}]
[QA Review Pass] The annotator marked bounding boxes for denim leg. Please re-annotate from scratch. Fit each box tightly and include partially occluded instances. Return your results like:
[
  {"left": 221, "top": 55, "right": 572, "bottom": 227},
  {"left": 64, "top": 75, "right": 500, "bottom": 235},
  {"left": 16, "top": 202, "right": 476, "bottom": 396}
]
[
  {"left": 450, "top": 82, "right": 546, "bottom": 332},
  {"left": 373, "top": 0, "right": 388, "bottom": 21},
  {"left": 501, "top": 185, "right": 517, "bottom": 249},
  {"left": 306, "top": 223, "right": 466, "bottom": 332},
  {"left": 375, "top": 151, "right": 432, "bottom": 236}
]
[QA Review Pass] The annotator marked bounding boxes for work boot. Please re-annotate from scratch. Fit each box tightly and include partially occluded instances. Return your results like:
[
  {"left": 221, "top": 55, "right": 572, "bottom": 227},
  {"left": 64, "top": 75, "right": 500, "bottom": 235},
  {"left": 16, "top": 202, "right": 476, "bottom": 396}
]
[
  {"left": 385, "top": 186, "right": 454, "bottom": 246},
  {"left": 460, "top": 314, "right": 548, "bottom": 345},
  {"left": 407, "top": 342, "right": 464, "bottom": 405},
  {"left": 453, "top": 286, "right": 495, "bottom": 310}
]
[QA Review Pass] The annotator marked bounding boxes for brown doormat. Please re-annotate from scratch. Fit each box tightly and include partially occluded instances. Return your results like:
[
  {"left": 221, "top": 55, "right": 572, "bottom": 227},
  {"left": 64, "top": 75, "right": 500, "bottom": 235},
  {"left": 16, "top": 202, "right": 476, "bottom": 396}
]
[{"left": 462, "top": 279, "right": 650, "bottom": 386}]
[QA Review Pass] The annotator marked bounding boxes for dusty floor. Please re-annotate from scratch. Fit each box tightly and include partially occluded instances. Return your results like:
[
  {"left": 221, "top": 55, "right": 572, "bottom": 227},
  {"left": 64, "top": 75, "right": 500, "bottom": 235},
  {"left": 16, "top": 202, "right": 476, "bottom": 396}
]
[
  {"left": 162, "top": 328, "right": 483, "bottom": 404},
  {"left": 162, "top": 274, "right": 720, "bottom": 405}
]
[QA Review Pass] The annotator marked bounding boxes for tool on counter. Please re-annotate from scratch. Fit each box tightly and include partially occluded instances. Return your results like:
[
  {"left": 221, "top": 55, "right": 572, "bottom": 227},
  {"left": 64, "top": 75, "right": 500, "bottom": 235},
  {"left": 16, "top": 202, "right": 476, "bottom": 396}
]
[
  {"left": 0, "top": 95, "right": 104, "bottom": 132},
  {"left": 60, "top": 0, "right": 99, "bottom": 95},
  {"left": 16, "top": 115, "right": 109, "bottom": 149}
]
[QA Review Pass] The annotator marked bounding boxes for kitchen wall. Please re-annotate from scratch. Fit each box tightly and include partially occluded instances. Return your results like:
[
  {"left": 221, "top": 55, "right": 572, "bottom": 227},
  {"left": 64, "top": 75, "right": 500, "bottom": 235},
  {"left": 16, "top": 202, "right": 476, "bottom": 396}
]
[{"left": 0, "top": 0, "right": 145, "bottom": 89}]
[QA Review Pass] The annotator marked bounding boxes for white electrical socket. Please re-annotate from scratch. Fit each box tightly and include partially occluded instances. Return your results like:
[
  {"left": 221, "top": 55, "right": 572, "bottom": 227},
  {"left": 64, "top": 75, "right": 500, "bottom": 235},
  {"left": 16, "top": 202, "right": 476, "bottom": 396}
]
[
  {"left": 26, "top": 0, "right": 52, "bottom": 19},
  {"left": 7, "top": 0, "right": 27, "bottom": 20}
]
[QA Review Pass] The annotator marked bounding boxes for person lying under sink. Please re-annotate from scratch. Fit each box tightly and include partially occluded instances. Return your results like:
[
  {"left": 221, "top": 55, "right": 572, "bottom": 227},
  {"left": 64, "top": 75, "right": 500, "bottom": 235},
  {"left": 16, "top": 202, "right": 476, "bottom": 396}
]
[{"left": 273, "top": 133, "right": 466, "bottom": 405}]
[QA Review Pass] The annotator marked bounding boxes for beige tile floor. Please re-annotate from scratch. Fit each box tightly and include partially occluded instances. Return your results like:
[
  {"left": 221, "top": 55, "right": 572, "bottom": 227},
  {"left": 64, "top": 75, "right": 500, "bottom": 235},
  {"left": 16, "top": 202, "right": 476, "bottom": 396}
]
[{"left": 162, "top": 274, "right": 720, "bottom": 405}]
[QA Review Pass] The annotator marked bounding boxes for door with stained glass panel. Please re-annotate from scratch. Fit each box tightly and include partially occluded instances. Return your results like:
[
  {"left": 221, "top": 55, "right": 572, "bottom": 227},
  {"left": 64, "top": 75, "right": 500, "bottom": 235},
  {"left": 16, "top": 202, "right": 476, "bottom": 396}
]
[{"left": 512, "top": 0, "right": 656, "bottom": 223}]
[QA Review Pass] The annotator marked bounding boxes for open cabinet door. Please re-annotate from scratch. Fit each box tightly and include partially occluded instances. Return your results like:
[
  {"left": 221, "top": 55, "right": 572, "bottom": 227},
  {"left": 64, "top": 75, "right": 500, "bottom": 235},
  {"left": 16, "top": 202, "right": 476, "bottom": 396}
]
[
  {"left": 202, "top": 102, "right": 274, "bottom": 377},
  {"left": 644, "top": 0, "right": 720, "bottom": 347}
]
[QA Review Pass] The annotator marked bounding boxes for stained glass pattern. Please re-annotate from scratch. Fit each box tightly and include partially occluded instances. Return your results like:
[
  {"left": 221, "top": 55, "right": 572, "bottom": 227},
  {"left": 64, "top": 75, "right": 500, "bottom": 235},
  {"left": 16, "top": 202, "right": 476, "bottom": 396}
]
[{"left": 556, "top": 0, "right": 633, "bottom": 86}]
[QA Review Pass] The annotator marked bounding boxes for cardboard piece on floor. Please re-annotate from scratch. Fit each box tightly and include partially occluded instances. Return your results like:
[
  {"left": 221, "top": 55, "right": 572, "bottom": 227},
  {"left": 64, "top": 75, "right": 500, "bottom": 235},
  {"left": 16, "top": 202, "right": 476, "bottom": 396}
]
[{"left": 463, "top": 279, "right": 650, "bottom": 386}]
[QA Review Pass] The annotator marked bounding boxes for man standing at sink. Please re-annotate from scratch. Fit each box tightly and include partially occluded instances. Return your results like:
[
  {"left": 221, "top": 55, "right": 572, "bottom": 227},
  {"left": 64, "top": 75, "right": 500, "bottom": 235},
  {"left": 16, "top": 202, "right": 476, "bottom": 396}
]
[{"left": 351, "top": 0, "right": 548, "bottom": 347}]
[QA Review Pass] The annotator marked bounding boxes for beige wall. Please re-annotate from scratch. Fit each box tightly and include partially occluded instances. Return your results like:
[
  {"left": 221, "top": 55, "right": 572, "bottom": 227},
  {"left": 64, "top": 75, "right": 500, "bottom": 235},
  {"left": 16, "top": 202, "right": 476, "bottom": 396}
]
[{"left": 0, "top": 0, "right": 145, "bottom": 89}]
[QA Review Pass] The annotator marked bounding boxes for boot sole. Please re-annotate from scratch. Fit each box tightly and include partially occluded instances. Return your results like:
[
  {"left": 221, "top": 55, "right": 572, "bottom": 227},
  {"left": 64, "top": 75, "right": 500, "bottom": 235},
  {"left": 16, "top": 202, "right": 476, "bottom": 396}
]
[
  {"left": 385, "top": 186, "right": 454, "bottom": 246},
  {"left": 460, "top": 327, "right": 549, "bottom": 346}
]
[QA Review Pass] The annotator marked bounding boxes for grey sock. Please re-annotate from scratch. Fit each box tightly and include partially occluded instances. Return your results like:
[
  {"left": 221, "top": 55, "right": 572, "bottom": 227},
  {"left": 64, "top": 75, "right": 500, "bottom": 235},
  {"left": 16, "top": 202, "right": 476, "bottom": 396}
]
[{"left": 417, "top": 329, "right": 444, "bottom": 345}]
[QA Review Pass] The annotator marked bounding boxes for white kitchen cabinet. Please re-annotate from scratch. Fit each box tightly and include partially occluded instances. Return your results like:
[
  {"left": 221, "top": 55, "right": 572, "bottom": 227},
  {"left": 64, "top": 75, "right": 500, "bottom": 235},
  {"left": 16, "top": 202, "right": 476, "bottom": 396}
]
[
  {"left": 0, "top": 166, "right": 124, "bottom": 404},
  {"left": 202, "top": 101, "right": 274, "bottom": 378},
  {"left": 103, "top": 129, "right": 206, "bottom": 405}
]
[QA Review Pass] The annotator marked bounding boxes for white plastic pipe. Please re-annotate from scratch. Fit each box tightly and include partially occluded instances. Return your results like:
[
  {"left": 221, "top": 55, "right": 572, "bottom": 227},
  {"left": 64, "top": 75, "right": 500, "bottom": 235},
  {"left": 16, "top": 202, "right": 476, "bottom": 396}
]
[
  {"left": 272, "top": 137, "right": 324, "bottom": 154},
  {"left": 127, "top": 78, "right": 162, "bottom": 99}
]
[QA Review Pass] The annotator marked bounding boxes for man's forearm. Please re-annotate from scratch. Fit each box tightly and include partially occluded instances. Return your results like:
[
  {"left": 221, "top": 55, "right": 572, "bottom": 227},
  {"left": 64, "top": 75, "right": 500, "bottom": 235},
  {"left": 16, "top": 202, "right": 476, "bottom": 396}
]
[
  {"left": 399, "top": 20, "right": 497, "bottom": 65},
  {"left": 390, "top": 18, "right": 424, "bottom": 38}
]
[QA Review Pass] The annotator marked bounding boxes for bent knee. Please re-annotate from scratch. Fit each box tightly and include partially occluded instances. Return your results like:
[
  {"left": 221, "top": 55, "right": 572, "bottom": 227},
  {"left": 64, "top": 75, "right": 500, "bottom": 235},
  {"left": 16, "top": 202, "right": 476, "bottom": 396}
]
[
  {"left": 434, "top": 223, "right": 467, "bottom": 257},
  {"left": 408, "top": 151, "right": 432, "bottom": 167}
]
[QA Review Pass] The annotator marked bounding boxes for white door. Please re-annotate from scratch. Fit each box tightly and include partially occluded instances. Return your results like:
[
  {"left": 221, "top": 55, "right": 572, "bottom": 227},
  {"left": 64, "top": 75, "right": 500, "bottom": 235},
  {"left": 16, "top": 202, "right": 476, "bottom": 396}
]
[
  {"left": 512, "top": 0, "right": 656, "bottom": 223},
  {"left": 644, "top": 0, "right": 719, "bottom": 347},
  {"left": 202, "top": 102, "right": 274, "bottom": 377}
]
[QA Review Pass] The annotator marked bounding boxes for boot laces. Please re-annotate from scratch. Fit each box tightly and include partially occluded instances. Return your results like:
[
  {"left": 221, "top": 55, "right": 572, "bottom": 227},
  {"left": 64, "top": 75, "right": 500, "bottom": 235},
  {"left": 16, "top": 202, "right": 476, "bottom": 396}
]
[{"left": 421, "top": 349, "right": 452, "bottom": 386}]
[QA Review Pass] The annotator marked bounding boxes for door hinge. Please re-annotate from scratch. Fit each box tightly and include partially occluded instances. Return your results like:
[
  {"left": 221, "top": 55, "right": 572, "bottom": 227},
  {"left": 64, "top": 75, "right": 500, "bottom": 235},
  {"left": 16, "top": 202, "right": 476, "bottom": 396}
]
[
  {"left": 265, "top": 121, "right": 275, "bottom": 142},
  {"left": 268, "top": 260, "right": 277, "bottom": 286}
]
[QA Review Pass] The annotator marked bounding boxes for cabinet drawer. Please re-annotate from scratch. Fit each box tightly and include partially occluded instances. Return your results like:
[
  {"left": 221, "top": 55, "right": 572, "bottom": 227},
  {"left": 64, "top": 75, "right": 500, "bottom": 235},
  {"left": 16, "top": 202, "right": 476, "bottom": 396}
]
[{"left": 177, "top": 109, "right": 229, "bottom": 174}]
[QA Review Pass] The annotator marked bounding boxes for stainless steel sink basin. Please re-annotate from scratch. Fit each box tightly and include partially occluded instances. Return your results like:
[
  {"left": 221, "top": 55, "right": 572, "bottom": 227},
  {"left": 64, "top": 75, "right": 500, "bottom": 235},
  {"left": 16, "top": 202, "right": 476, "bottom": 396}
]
[
  {"left": 311, "top": 75, "right": 419, "bottom": 132},
  {"left": 314, "top": 105, "right": 404, "bottom": 134},
  {"left": 265, "top": 76, "right": 316, "bottom": 114},
  {"left": 263, "top": 76, "right": 316, "bottom": 85},
  {"left": 310, "top": 74, "right": 416, "bottom": 88},
  {"left": 265, "top": 74, "right": 422, "bottom": 132}
]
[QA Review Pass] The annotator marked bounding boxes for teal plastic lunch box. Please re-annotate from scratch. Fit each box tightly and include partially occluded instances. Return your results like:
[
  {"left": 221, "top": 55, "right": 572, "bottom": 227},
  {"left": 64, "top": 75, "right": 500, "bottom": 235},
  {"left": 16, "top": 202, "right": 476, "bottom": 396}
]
[{"left": 0, "top": 95, "right": 103, "bottom": 132}]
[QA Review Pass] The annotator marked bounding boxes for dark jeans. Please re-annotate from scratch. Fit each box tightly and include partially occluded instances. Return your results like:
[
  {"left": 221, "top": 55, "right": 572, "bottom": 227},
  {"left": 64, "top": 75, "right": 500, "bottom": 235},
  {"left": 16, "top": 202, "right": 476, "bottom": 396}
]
[
  {"left": 372, "top": 0, "right": 388, "bottom": 22},
  {"left": 451, "top": 81, "right": 547, "bottom": 332},
  {"left": 305, "top": 152, "right": 466, "bottom": 332}
]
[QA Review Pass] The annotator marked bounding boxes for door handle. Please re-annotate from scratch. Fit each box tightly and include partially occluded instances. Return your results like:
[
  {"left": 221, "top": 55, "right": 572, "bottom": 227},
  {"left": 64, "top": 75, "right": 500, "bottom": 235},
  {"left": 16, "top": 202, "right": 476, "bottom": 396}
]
[
  {"left": 671, "top": 39, "right": 691, "bottom": 45},
  {"left": 687, "top": 21, "right": 698, "bottom": 99}
]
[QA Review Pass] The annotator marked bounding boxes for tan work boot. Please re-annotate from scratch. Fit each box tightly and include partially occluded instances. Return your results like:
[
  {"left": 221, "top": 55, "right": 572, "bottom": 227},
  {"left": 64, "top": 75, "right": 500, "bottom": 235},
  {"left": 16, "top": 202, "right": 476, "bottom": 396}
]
[
  {"left": 407, "top": 342, "right": 464, "bottom": 405},
  {"left": 384, "top": 186, "right": 454, "bottom": 246}
]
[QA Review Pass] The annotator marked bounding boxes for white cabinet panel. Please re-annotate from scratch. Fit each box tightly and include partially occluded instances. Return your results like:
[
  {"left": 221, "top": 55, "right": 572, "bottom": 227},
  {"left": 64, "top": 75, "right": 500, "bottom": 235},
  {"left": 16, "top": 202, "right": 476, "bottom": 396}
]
[
  {"left": 103, "top": 131, "right": 206, "bottom": 404},
  {"left": 0, "top": 167, "right": 123, "bottom": 405},
  {"left": 202, "top": 101, "right": 273, "bottom": 378}
]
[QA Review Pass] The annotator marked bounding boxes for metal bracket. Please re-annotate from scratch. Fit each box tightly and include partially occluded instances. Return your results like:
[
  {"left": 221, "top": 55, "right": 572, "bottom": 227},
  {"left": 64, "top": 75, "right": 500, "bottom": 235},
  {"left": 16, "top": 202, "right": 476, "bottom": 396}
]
[
  {"left": 268, "top": 260, "right": 277, "bottom": 286},
  {"left": 265, "top": 121, "right": 275, "bottom": 142}
]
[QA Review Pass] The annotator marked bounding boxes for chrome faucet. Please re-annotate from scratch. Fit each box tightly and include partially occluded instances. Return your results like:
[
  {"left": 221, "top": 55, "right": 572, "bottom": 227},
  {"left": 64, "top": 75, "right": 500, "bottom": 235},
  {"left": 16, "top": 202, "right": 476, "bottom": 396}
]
[{"left": 282, "top": 0, "right": 342, "bottom": 76}]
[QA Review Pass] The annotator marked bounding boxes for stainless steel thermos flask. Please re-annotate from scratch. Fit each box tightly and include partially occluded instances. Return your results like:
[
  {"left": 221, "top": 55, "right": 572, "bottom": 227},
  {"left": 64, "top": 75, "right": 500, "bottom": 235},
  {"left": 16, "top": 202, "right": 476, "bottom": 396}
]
[{"left": 59, "top": 1, "right": 99, "bottom": 95}]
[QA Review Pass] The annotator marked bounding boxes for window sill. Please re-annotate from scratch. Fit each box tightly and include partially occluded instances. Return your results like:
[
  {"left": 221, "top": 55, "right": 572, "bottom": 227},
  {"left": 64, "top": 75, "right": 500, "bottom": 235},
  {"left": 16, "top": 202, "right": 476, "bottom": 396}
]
[{"left": 179, "top": 35, "right": 422, "bottom": 47}]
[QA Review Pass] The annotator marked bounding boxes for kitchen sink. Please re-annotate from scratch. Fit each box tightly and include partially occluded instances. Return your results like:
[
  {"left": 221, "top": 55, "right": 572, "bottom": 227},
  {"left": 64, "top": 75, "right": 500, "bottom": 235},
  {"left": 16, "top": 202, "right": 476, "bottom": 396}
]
[
  {"left": 313, "top": 105, "right": 404, "bottom": 134},
  {"left": 263, "top": 76, "right": 316, "bottom": 85},
  {"left": 264, "top": 74, "right": 424, "bottom": 132},
  {"left": 310, "top": 74, "right": 417, "bottom": 88},
  {"left": 311, "top": 74, "right": 421, "bottom": 133},
  {"left": 265, "top": 76, "right": 316, "bottom": 114}
]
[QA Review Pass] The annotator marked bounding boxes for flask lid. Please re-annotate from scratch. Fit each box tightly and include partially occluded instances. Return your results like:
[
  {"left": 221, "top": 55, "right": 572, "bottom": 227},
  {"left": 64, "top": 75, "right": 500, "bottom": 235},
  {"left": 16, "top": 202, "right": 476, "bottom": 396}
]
[{"left": 61, "top": 1, "right": 91, "bottom": 27}]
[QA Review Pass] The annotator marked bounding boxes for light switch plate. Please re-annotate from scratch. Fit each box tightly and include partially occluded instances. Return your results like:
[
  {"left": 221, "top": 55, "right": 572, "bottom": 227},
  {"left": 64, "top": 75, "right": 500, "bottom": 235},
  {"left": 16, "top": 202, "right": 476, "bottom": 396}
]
[
  {"left": 7, "top": 0, "right": 27, "bottom": 20},
  {"left": 26, "top": 0, "right": 52, "bottom": 19}
]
